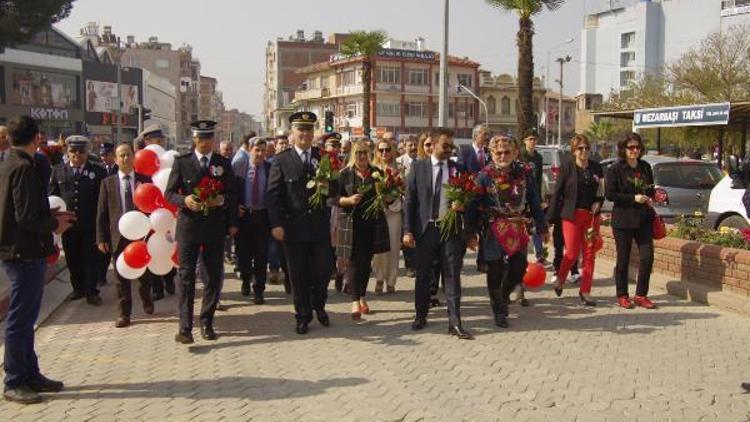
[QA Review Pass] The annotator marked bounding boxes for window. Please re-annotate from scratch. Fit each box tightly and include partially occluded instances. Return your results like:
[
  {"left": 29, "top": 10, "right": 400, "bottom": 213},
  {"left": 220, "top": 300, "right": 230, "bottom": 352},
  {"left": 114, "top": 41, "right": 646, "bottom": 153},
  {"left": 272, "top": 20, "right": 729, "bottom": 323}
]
[
  {"left": 501, "top": 96, "right": 511, "bottom": 115},
  {"left": 405, "top": 102, "right": 426, "bottom": 117},
  {"left": 434, "top": 72, "right": 451, "bottom": 86},
  {"left": 620, "top": 51, "right": 636, "bottom": 68},
  {"left": 377, "top": 102, "right": 400, "bottom": 117},
  {"left": 487, "top": 96, "right": 496, "bottom": 115},
  {"left": 10, "top": 68, "right": 79, "bottom": 108},
  {"left": 346, "top": 103, "right": 360, "bottom": 118},
  {"left": 620, "top": 70, "right": 636, "bottom": 87},
  {"left": 377, "top": 66, "right": 401, "bottom": 84},
  {"left": 457, "top": 74, "right": 473, "bottom": 88},
  {"left": 408, "top": 69, "right": 428, "bottom": 86},
  {"left": 621, "top": 32, "right": 636, "bottom": 49},
  {"left": 457, "top": 102, "right": 474, "bottom": 118}
]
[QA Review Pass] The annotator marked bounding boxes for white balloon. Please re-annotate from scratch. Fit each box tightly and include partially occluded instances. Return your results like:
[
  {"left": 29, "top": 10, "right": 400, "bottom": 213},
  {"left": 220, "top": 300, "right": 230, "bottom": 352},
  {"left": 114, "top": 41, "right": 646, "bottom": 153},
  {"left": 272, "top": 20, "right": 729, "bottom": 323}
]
[
  {"left": 147, "top": 232, "right": 175, "bottom": 259},
  {"left": 144, "top": 144, "right": 166, "bottom": 157},
  {"left": 152, "top": 168, "right": 172, "bottom": 194},
  {"left": 116, "top": 253, "right": 147, "bottom": 279},
  {"left": 149, "top": 208, "right": 176, "bottom": 233},
  {"left": 148, "top": 254, "right": 174, "bottom": 275},
  {"left": 48, "top": 195, "right": 67, "bottom": 212},
  {"left": 159, "top": 151, "right": 179, "bottom": 169},
  {"left": 118, "top": 211, "right": 150, "bottom": 241}
]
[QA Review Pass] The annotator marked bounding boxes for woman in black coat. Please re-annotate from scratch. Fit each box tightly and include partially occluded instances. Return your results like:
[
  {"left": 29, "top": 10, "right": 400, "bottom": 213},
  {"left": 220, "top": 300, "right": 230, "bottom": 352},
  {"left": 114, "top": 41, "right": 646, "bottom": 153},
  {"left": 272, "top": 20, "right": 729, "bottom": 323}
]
[
  {"left": 605, "top": 133, "right": 656, "bottom": 309},
  {"left": 547, "top": 134, "right": 604, "bottom": 306}
]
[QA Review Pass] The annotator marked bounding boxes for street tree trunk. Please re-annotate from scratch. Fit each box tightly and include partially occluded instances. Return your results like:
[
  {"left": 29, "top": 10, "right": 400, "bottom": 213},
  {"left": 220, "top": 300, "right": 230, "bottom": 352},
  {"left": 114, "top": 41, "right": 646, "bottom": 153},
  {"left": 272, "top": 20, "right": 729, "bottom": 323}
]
[
  {"left": 362, "top": 59, "right": 372, "bottom": 139},
  {"left": 516, "top": 16, "right": 535, "bottom": 138}
]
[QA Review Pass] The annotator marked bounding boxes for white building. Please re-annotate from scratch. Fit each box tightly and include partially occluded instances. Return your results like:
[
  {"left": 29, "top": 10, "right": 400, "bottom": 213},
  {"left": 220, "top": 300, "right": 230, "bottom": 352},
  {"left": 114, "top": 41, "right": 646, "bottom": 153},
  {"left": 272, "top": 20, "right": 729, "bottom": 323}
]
[
  {"left": 580, "top": 0, "right": 750, "bottom": 98},
  {"left": 142, "top": 69, "right": 177, "bottom": 147}
]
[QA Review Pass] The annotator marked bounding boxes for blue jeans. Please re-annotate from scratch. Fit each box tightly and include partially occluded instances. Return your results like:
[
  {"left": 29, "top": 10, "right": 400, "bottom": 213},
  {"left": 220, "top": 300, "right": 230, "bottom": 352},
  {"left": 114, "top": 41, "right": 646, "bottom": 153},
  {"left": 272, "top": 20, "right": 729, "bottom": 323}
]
[
  {"left": 532, "top": 233, "right": 544, "bottom": 260},
  {"left": 1, "top": 259, "right": 46, "bottom": 388}
]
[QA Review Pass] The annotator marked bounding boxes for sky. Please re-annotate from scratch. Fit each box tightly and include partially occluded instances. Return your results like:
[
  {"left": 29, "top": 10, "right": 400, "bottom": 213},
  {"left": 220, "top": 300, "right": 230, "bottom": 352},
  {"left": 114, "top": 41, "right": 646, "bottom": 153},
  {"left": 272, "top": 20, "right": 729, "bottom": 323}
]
[{"left": 57, "top": 0, "right": 588, "bottom": 117}]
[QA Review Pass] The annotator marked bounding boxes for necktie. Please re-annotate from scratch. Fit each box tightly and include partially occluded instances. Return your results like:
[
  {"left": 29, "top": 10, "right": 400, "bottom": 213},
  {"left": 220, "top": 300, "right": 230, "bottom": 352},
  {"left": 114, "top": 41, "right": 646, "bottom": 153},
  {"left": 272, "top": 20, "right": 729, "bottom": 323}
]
[
  {"left": 200, "top": 156, "right": 208, "bottom": 172},
  {"left": 478, "top": 149, "right": 485, "bottom": 168},
  {"left": 432, "top": 163, "right": 443, "bottom": 220},
  {"left": 251, "top": 167, "right": 260, "bottom": 209},
  {"left": 302, "top": 151, "right": 311, "bottom": 173},
  {"left": 74, "top": 167, "right": 80, "bottom": 177},
  {"left": 123, "top": 175, "right": 135, "bottom": 212}
]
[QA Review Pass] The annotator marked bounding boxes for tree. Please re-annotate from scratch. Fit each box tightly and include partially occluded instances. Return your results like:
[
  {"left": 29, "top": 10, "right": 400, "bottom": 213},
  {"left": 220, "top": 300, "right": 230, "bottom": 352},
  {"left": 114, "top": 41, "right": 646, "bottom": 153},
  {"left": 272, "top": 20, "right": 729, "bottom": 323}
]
[
  {"left": 340, "top": 30, "right": 388, "bottom": 138},
  {"left": 486, "top": 0, "right": 565, "bottom": 137},
  {"left": 0, "top": 0, "right": 75, "bottom": 49},
  {"left": 585, "top": 119, "right": 615, "bottom": 143}
]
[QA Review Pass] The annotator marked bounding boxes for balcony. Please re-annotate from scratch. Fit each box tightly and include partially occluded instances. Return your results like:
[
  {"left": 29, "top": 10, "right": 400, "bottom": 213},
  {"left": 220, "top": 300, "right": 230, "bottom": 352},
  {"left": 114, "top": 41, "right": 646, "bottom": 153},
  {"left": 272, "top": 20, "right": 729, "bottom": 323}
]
[{"left": 293, "top": 88, "right": 331, "bottom": 102}]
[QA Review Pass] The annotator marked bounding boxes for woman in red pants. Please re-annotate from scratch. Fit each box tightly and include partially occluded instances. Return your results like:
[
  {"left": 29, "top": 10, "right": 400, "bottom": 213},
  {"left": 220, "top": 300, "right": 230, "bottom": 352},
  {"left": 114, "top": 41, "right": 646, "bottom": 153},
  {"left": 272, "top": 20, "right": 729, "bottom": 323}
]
[{"left": 547, "top": 134, "right": 605, "bottom": 306}]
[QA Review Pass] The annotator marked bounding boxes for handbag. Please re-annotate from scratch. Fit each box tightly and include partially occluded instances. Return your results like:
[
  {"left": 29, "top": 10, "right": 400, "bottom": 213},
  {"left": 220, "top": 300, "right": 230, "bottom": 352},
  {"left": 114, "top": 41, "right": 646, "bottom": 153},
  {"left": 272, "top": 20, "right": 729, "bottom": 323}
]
[{"left": 652, "top": 209, "right": 667, "bottom": 240}]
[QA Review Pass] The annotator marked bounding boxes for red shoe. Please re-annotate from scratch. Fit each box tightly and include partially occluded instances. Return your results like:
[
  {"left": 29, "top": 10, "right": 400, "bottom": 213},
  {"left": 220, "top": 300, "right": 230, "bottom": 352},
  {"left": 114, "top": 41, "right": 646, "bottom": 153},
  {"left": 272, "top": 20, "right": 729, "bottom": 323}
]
[
  {"left": 617, "top": 296, "right": 634, "bottom": 309},
  {"left": 360, "top": 304, "right": 370, "bottom": 315},
  {"left": 633, "top": 295, "right": 656, "bottom": 309}
]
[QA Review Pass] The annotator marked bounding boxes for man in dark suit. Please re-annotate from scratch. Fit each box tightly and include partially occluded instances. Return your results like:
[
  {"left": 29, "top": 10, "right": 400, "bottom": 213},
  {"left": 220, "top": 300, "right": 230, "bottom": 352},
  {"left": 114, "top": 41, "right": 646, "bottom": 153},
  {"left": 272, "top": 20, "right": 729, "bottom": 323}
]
[
  {"left": 403, "top": 127, "right": 478, "bottom": 340},
  {"left": 233, "top": 137, "right": 272, "bottom": 304},
  {"left": 50, "top": 136, "right": 107, "bottom": 305},
  {"left": 267, "top": 112, "right": 333, "bottom": 335},
  {"left": 96, "top": 143, "right": 154, "bottom": 328},
  {"left": 95, "top": 142, "right": 117, "bottom": 287},
  {"left": 457, "top": 125, "right": 490, "bottom": 173},
  {"left": 165, "top": 121, "right": 238, "bottom": 344}
]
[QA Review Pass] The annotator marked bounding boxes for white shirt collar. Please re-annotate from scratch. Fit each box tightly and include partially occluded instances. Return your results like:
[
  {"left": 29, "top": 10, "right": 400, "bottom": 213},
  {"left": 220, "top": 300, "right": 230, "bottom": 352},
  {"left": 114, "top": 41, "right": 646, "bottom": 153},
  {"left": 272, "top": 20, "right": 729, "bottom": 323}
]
[
  {"left": 118, "top": 170, "right": 135, "bottom": 179},
  {"left": 430, "top": 155, "right": 445, "bottom": 166},
  {"left": 294, "top": 145, "right": 312, "bottom": 158},
  {"left": 195, "top": 151, "right": 213, "bottom": 162}
]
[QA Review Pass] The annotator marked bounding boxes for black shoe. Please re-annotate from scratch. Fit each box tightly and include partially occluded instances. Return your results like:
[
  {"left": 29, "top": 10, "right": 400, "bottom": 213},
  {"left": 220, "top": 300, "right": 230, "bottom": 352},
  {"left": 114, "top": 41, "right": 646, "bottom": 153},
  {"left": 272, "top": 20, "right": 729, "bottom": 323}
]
[
  {"left": 494, "top": 314, "right": 509, "bottom": 328},
  {"left": 742, "top": 382, "right": 750, "bottom": 392},
  {"left": 153, "top": 290, "right": 165, "bottom": 301},
  {"left": 201, "top": 325, "right": 218, "bottom": 341},
  {"left": 448, "top": 325, "right": 475, "bottom": 340},
  {"left": 69, "top": 291, "right": 85, "bottom": 301},
  {"left": 86, "top": 295, "right": 102, "bottom": 306},
  {"left": 407, "top": 268, "right": 416, "bottom": 278},
  {"left": 165, "top": 279, "right": 176, "bottom": 295},
  {"left": 334, "top": 274, "right": 343, "bottom": 292},
  {"left": 241, "top": 280, "right": 251, "bottom": 296},
  {"left": 519, "top": 298, "right": 530, "bottom": 307},
  {"left": 429, "top": 297, "right": 441, "bottom": 308},
  {"left": 3, "top": 385, "right": 42, "bottom": 404},
  {"left": 316, "top": 310, "right": 330, "bottom": 327},
  {"left": 115, "top": 316, "right": 131, "bottom": 328},
  {"left": 295, "top": 321, "right": 309, "bottom": 335},
  {"left": 174, "top": 331, "right": 194, "bottom": 344},
  {"left": 253, "top": 294, "right": 265, "bottom": 305},
  {"left": 27, "top": 374, "right": 64, "bottom": 393},
  {"left": 411, "top": 317, "right": 427, "bottom": 331},
  {"left": 579, "top": 292, "right": 597, "bottom": 307}
]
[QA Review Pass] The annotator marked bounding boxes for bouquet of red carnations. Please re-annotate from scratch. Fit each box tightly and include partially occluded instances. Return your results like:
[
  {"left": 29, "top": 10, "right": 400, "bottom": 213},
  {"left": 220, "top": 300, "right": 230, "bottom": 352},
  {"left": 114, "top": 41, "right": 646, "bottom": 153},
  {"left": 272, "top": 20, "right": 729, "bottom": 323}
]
[
  {"left": 362, "top": 167, "right": 405, "bottom": 220},
  {"left": 438, "top": 172, "right": 484, "bottom": 240},
  {"left": 193, "top": 175, "right": 224, "bottom": 216},
  {"left": 307, "top": 150, "right": 343, "bottom": 209}
]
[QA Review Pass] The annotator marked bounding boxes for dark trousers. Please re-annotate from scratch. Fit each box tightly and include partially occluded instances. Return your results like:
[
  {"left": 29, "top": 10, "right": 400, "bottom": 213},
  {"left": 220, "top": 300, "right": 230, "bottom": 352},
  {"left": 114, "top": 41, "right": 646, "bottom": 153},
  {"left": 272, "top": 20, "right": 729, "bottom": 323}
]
[
  {"left": 613, "top": 225, "right": 654, "bottom": 297},
  {"left": 486, "top": 254, "right": 528, "bottom": 316},
  {"left": 403, "top": 247, "right": 415, "bottom": 269},
  {"left": 553, "top": 222, "right": 578, "bottom": 275},
  {"left": 236, "top": 210, "right": 270, "bottom": 295},
  {"left": 284, "top": 240, "right": 333, "bottom": 322},
  {"left": 62, "top": 229, "right": 99, "bottom": 297},
  {"left": 1, "top": 259, "right": 45, "bottom": 388},
  {"left": 151, "top": 270, "right": 176, "bottom": 297},
  {"left": 98, "top": 250, "right": 110, "bottom": 284},
  {"left": 350, "top": 252, "right": 374, "bottom": 301},
  {"left": 414, "top": 223, "right": 464, "bottom": 326},
  {"left": 177, "top": 240, "right": 223, "bottom": 332},
  {"left": 113, "top": 247, "right": 152, "bottom": 317}
]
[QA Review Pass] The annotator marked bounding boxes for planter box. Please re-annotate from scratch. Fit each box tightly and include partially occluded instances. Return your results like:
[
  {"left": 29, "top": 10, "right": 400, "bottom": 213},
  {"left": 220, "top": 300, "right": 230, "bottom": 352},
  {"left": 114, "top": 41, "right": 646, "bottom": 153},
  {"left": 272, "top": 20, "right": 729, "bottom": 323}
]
[{"left": 599, "top": 226, "right": 750, "bottom": 307}]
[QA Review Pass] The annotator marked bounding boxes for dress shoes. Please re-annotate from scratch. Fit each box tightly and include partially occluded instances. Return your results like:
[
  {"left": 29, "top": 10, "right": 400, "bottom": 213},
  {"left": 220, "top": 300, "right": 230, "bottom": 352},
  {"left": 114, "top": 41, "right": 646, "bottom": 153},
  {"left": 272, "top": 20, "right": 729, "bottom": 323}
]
[
  {"left": 174, "top": 331, "right": 194, "bottom": 344},
  {"left": 519, "top": 298, "right": 530, "bottom": 307},
  {"left": 86, "top": 294, "right": 102, "bottom": 306},
  {"left": 143, "top": 302, "right": 155, "bottom": 315},
  {"left": 115, "top": 317, "right": 131, "bottom": 328},
  {"left": 411, "top": 317, "right": 427, "bottom": 331},
  {"left": 579, "top": 292, "right": 597, "bottom": 307},
  {"left": 429, "top": 297, "right": 441, "bottom": 308},
  {"left": 448, "top": 325, "right": 475, "bottom": 340},
  {"left": 27, "top": 374, "right": 64, "bottom": 393},
  {"left": 3, "top": 386, "right": 42, "bottom": 404},
  {"left": 241, "top": 280, "right": 251, "bottom": 296},
  {"left": 201, "top": 325, "right": 218, "bottom": 340},
  {"left": 741, "top": 382, "right": 750, "bottom": 392},
  {"left": 253, "top": 294, "right": 265, "bottom": 305},
  {"left": 494, "top": 314, "right": 509, "bottom": 328},
  {"left": 633, "top": 295, "right": 656, "bottom": 309},
  {"left": 69, "top": 291, "right": 85, "bottom": 301},
  {"left": 617, "top": 296, "right": 634, "bottom": 309},
  {"left": 295, "top": 321, "right": 309, "bottom": 335},
  {"left": 316, "top": 310, "right": 330, "bottom": 327}
]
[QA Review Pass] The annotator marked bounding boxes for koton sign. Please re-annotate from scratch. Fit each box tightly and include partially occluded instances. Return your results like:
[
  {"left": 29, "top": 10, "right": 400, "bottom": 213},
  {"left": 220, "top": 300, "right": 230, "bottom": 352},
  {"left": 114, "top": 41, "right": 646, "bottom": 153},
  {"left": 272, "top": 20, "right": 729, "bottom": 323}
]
[
  {"left": 633, "top": 103, "right": 730, "bottom": 129},
  {"left": 30, "top": 107, "right": 70, "bottom": 121}
]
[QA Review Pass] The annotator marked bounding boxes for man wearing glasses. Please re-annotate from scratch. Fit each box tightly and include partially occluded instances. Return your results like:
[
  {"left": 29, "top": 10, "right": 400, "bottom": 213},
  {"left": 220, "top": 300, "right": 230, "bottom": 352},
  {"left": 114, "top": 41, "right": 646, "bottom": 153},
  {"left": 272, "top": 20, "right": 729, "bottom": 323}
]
[{"left": 49, "top": 136, "right": 107, "bottom": 305}]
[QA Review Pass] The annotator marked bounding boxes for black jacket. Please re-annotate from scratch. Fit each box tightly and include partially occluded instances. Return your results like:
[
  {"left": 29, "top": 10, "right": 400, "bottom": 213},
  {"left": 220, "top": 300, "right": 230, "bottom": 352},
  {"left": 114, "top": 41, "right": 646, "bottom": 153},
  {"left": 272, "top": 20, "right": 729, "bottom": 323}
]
[
  {"left": 547, "top": 159, "right": 605, "bottom": 223},
  {"left": 605, "top": 159, "right": 655, "bottom": 229},
  {"left": 49, "top": 159, "right": 107, "bottom": 233},
  {"left": 0, "top": 149, "right": 57, "bottom": 261},
  {"left": 403, "top": 158, "right": 467, "bottom": 238},
  {"left": 520, "top": 149, "right": 544, "bottom": 193}
]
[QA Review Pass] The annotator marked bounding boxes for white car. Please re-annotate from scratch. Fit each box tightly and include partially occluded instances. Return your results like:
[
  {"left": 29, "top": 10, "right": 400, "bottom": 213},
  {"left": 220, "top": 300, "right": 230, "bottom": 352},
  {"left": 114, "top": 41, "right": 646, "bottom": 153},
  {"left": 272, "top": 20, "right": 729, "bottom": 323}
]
[{"left": 706, "top": 175, "right": 750, "bottom": 229}]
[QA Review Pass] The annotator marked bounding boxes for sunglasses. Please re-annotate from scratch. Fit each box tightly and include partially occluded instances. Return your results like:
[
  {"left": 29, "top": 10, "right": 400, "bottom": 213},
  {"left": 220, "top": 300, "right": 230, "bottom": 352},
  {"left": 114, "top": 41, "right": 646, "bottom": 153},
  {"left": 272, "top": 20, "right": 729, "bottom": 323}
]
[
  {"left": 378, "top": 148, "right": 392, "bottom": 153},
  {"left": 577, "top": 146, "right": 591, "bottom": 151},
  {"left": 423, "top": 143, "right": 433, "bottom": 148},
  {"left": 355, "top": 150, "right": 369, "bottom": 155},
  {"left": 626, "top": 145, "right": 642, "bottom": 151}
]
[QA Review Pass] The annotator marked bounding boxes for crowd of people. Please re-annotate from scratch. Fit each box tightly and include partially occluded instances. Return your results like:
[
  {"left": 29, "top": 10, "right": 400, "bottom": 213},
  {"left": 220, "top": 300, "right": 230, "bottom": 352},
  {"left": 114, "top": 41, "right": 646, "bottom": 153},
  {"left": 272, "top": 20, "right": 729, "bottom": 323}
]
[{"left": 0, "top": 112, "right": 665, "bottom": 404}]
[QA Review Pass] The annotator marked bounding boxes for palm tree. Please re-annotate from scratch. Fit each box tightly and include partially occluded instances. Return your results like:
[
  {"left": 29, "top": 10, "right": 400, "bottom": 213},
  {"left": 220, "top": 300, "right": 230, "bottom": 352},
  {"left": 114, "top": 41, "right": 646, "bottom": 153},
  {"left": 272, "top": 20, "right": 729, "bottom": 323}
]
[
  {"left": 486, "top": 0, "right": 565, "bottom": 137},
  {"left": 340, "top": 30, "right": 389, "bottom": 139},
  {"left": 585, "top": 120, "right": 615, "bottom": 143}
]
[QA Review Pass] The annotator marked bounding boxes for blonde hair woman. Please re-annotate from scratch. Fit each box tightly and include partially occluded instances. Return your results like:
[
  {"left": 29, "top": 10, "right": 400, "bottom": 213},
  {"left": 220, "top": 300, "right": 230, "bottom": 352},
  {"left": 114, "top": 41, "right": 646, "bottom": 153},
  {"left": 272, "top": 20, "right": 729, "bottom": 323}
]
[{"left": 371, "top": 138, "right": 404, "bottom": 294}]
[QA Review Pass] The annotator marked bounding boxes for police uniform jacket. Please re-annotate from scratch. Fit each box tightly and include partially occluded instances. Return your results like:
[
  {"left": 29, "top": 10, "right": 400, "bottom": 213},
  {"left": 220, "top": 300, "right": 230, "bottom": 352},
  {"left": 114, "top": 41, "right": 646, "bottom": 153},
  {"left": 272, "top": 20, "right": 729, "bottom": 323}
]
[{"left": 50, "top": 159, "right": 107, "bottom": 233}]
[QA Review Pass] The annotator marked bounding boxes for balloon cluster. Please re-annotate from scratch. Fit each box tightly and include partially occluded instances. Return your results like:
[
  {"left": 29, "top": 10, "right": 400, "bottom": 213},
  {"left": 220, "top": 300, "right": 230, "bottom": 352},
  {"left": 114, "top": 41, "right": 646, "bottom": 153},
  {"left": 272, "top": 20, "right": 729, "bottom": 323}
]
[
  {"left": 47, "top": 195, "right": 66, "bottom": 264},
  {"left": 117, "top": 144, "right": 180, "bottom": 279}
]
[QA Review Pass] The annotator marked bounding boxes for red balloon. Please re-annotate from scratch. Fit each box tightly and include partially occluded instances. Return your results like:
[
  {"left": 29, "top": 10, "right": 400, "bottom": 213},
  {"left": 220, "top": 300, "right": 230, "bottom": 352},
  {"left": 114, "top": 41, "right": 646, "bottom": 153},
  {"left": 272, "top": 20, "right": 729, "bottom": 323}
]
[
  {"left": 134, "top": 149, "right": 160, "bottom": 176},
  {"left": 133, "top": 183, "right": 164, "bottom": 214},
  {"left": 523, "top": 262, "right": 547, "bottom": 290},
  {"left": 46, "top": 246, "right": 60, "bottom": 265},
  {"left": 123, "top": 240, "right": 150, "bottom": 269},
  {"left": 171, "top": 248, "right": 180, "bottom": 266}
]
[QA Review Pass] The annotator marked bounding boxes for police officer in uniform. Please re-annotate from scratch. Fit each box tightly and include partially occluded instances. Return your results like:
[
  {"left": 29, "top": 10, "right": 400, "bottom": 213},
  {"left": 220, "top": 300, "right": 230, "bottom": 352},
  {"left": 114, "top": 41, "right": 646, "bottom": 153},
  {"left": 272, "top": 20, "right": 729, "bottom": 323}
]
[
  {"left": 267, "top": 112, "right": 333, "bottom": 335},
  {"left": 50, "top": 136, "right": 107, "bottom": 305},
  {"left": 165, "top": 121, "right": 238, "bottom": 344}
]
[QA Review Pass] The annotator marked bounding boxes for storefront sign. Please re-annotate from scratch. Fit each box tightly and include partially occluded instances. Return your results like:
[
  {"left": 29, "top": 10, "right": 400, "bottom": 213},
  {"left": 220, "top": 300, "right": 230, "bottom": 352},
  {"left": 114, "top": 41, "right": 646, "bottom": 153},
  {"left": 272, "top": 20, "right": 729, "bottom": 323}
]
[
  {"left": 721, "top": 5, "right": 750, "bottom": 17},
  {"left": 633, "top": 103, "right": 730, "bottom": 129},
  {"left": 30, "top": 107, "right": 70, "bottom": 121},
  {"left": 330, "top": 49, "right": 436, "bottom": 63}
]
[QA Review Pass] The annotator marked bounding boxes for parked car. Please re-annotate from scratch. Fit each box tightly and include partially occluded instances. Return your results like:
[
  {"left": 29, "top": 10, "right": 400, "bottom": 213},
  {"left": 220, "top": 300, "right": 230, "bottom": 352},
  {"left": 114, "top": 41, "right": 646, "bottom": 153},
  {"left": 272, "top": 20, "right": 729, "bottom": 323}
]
[
  {"left": 537, "top": 145, "right": 567, "bottom": 185},
  {"left": 599, "top": 155, "right": 723, "bottom": 222},
  {"left": 707, "top": 156, "right": 750, "bottom": 230}
]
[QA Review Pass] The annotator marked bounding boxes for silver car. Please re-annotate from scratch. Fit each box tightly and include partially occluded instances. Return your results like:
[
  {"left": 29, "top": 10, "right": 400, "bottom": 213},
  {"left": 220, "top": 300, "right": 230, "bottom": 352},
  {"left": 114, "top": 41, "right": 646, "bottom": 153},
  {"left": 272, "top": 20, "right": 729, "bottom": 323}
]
[{"left": 600, "top": 155, "right": 723, "bottom": 222}]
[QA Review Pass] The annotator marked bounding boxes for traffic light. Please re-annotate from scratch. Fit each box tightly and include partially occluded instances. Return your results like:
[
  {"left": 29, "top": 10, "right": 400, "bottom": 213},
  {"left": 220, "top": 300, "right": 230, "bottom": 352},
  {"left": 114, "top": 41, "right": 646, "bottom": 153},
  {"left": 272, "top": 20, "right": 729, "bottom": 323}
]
[
  {"left": 142, "top": 107, "right": 152, "bottom": 121},
  {"left": 324, "top": 111, "right": 334, "bottom": 132}
]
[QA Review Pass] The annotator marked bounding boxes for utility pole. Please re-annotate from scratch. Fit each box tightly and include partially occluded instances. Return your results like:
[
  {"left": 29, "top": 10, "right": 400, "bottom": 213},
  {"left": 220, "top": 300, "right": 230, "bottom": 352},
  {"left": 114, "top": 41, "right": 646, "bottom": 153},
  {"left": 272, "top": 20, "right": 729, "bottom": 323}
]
[
  {"left": 438, "top": 0, "right": 449, "bottom": 128},
  {"left": 457, "top": 82, "right": 488, "bottom": 128},
  {"left": 555, "top": 55, "right": 571, "bottom": 146},
  {"left": 115, "top": 36, "right": 122, "bottom": 142},
  {"left": 545, "top": 38, "right": 573, "bottom": 144}
]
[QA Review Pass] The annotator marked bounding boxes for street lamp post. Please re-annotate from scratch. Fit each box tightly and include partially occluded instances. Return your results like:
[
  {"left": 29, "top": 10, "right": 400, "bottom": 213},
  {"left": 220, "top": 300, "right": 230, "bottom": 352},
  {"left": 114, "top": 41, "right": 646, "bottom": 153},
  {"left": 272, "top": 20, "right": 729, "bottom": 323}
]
[
  {"left": 457, "top": 82, "right": 488, "bottom": 128},
  {"left": 545, "top": 38, "right": 573, "bottom": 144},
  {"left": 438, "top": 0, "right": 449, "bottom": 128},
  {"left": 555, "top": 55, "right": 572, "bottom": 146},
  {"left": 115, "top": 36, "right": 122, "bottom": 142}
]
